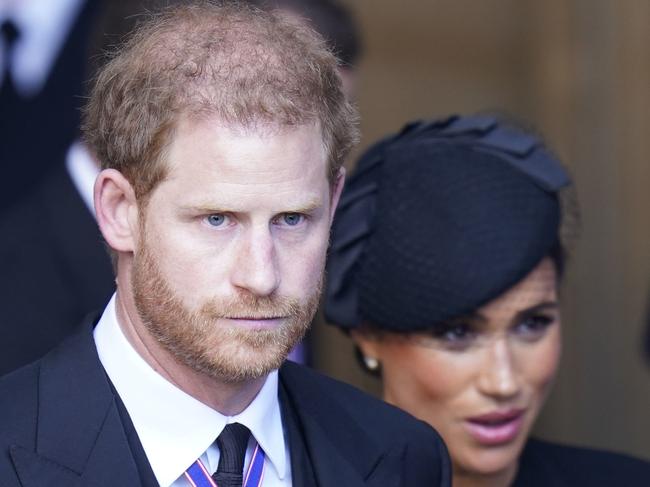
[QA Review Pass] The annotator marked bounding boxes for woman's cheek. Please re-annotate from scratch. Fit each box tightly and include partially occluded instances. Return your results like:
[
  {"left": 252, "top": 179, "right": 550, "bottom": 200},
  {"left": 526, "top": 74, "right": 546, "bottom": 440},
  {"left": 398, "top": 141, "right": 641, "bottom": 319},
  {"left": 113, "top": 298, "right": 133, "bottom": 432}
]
[
  {"left": 519, "top": 325, "right": 562, "bottom": 401},
  {"left": 381, "top": 345, "right": 475, "bottom": 422}
]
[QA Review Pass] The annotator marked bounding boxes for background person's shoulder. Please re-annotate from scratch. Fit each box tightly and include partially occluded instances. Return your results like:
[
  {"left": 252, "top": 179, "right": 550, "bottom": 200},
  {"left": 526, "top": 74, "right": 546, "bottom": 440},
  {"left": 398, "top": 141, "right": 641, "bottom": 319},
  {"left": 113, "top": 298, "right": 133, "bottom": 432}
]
[{"left": 516, "top": 437, "right": 650, "bottom": 487}]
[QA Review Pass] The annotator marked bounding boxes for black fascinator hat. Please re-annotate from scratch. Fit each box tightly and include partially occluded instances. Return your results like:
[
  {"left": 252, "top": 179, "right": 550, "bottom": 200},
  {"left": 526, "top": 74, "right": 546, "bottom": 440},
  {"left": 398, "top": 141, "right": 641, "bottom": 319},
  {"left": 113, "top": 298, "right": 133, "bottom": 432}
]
[{"left": 324, "top": 115, "right": 572, "bottom": 332}]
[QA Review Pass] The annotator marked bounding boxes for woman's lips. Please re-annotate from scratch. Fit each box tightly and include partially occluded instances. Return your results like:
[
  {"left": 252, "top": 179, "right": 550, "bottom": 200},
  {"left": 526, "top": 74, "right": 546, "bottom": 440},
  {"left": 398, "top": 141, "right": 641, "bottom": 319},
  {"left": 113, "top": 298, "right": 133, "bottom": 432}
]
[{"left": 463, "top": 409, "right": 526, "bottom": 446}]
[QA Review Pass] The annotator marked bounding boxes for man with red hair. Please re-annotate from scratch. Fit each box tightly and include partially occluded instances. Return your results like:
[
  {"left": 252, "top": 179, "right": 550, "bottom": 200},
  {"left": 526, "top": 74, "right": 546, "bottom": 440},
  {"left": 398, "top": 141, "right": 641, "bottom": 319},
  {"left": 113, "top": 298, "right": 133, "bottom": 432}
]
[{"left": 0, "top": 3, "right": 450, "bottom": 486}]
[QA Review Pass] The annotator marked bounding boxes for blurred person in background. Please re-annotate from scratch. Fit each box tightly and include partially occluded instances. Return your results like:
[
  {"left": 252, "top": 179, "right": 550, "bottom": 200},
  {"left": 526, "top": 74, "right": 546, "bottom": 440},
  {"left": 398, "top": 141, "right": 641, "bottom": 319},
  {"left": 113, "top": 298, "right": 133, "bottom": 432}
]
[
  {"left": 0, "top": 1, "right": 161, "bottom": 376},
  {"left": 0, "top": 0, "right": 102, "bottom": 210},
  {"left": 324, "top": 114, "right": 650, "bottom": 486}
]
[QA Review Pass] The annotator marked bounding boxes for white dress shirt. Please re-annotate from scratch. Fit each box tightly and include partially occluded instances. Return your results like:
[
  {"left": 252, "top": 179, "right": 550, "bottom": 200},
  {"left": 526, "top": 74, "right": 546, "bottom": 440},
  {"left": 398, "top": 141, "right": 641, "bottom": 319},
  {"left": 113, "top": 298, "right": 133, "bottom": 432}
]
[
  {"left": 94, "top": 294, "right": 292, "bottom": 487},
  {"left": 0, "top": 0, "right": 84, "bottom": 96}
]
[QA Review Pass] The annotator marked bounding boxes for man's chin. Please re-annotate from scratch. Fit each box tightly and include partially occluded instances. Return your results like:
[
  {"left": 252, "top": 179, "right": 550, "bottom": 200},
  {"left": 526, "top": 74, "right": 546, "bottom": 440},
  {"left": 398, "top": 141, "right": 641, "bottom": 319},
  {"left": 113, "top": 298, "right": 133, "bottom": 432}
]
[
  {"left": 197, "top": 353, "right": 288, "bottom": 384},
  {"left": 171, "top": 338, "right": 297, "bottom": 384}
]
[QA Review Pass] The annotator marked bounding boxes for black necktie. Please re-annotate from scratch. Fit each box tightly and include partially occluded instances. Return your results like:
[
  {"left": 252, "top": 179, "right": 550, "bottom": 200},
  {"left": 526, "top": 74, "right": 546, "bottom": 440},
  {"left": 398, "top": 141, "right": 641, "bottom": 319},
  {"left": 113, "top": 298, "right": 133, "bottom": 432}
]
[
  {"left": 1, "top": 19, "right": 20, "bottom": 101},
  {"left": 212, "top": 423, "right": 251, "bottom": 487}
]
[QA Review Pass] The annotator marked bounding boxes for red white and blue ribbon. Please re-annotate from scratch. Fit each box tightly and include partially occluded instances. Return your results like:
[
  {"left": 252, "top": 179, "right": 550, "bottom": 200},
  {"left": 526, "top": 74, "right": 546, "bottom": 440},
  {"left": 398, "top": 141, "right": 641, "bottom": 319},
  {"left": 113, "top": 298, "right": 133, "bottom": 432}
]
[{"left": 184, "top": 443, "right": 265, "bottom": 487}]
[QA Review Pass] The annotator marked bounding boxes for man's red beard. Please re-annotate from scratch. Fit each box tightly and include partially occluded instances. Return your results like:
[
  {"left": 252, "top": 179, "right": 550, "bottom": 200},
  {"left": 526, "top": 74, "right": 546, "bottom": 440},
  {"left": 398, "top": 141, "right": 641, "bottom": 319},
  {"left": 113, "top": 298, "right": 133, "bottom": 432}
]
[{"left": 131, "top": 240, "right": 321, "bottom": 383}]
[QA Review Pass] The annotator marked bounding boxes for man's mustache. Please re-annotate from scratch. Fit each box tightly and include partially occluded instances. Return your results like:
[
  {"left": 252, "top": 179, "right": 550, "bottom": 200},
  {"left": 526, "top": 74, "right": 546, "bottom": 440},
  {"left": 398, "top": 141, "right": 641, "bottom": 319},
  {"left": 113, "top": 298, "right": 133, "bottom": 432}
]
[{"left": 199, "top": 294, "right": 304, "bottom": 320}]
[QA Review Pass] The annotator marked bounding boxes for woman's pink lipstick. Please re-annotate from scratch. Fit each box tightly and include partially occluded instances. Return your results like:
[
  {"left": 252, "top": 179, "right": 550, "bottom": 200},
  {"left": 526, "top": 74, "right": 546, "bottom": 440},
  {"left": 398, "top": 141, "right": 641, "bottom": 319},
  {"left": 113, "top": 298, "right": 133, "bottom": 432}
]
[{"left": 464, "top": 409, "right": 525, "bottom": 446}]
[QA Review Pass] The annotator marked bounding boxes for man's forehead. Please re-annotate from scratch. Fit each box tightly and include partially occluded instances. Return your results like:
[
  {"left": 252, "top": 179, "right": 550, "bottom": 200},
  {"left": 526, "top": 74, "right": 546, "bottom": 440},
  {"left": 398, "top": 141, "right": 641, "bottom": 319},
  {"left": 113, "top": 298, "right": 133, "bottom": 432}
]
[
  {"left": 166, "top": 120, "right": 319, "bottom": 168},
  {"left": 148, "top": 116, "right": 330, "bottom": 199},
  {"left": 164, "top": 116, "right": 324, "bottom": 167}
]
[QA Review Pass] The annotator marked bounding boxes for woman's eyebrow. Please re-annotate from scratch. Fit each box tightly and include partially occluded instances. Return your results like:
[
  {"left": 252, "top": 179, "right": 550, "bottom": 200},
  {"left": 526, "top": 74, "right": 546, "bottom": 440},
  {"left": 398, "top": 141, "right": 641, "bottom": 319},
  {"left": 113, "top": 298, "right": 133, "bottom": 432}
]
[{"left": 514, "top": 301, "right": 559, "bottom": 321}]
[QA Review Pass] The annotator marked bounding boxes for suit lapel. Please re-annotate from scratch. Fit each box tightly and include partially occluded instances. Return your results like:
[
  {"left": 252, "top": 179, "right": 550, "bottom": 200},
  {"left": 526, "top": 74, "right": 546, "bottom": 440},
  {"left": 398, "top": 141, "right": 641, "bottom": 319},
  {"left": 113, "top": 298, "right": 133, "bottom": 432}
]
[
  {"left": 10, "top": 445, "right": 91, "bottom": 487},
  {"left": 279, "top": 363, "right": 402, "bottom": 487},
  {"left": 10, "top": 321, "right": 141, "bottom": 487},
  {"left": 280, "top": 381, "right": 318, "bottom": 487}
]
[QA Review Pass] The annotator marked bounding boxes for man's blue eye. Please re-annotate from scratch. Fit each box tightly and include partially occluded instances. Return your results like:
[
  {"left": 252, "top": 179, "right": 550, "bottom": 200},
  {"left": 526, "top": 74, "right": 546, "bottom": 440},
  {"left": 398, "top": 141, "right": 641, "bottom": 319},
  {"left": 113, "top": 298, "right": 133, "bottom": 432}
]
[
  {"left": 283, "top": 213, "right": 302, "bottom": 226},
  {"left": 207, "top": 214, "right": 226, "bottom": 227}
]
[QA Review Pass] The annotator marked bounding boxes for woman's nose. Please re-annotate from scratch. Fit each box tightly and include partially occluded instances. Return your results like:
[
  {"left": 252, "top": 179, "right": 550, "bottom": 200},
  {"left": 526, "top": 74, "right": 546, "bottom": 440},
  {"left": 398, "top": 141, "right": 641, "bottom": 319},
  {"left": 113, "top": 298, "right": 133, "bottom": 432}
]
[{"left": 476, "top": 337, "right": 522, "bottom": 400}]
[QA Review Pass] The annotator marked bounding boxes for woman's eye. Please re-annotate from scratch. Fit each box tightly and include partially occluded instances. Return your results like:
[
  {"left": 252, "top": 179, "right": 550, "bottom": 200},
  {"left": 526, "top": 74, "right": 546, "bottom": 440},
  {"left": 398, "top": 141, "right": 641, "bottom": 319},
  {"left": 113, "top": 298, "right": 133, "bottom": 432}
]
[
  {"left": 206, "top": 214, "right": 227, "bottom": 227},
  {"left": 514, "top": 314, "right": 555, "bottom": 340},
  {"left": 281, "top": 213, "right": 303, "bottom": 226},
  {"left": 428, "top": 322, "right": 476, "bottom": 351}
]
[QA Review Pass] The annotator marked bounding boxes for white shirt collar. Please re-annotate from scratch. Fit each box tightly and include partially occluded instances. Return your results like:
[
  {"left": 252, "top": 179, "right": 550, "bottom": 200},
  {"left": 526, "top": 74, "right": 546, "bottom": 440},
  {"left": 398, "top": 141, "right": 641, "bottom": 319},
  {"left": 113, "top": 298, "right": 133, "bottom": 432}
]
[
  {"left": 0, "top": 0, "right": 85, "bottom": 96},
  {"left": 94, "top": 294, "right": 287, "bottom": 486},
  {"left": 65, "top": 140, "right": 99, "bottom": 216}
]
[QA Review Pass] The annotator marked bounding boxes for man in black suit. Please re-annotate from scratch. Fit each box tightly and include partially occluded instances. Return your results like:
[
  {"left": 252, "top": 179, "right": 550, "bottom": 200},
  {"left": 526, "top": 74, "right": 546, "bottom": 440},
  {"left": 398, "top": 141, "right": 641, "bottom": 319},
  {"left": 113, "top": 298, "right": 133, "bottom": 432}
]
[{"left": 0, "top": 3, "right": 451, "bottom": 486}]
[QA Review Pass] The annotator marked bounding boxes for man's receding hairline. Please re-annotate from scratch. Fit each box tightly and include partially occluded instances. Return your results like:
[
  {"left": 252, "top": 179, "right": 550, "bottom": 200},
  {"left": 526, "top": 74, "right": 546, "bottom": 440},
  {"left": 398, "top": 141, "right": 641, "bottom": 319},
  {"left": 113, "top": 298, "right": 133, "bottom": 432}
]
[
  {"left": 84, "top": 0, "right": 358, "bottom": 213},
  {"left": 177, "top": 111, "right": 325, "bottom": 138}
]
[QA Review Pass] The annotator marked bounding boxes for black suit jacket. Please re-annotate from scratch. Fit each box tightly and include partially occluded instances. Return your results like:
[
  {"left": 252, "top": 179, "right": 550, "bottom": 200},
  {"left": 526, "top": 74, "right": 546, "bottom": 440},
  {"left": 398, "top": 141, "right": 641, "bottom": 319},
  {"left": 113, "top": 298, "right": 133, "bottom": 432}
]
[
  {"left": 0, "top": 320, "right": 451, "bottom": 486},
  {"left": 513, "top": 438, "right": 650, "bottom": 486},
  {"left": 0, "top": 163, "right": 114, "bottom": 376}
]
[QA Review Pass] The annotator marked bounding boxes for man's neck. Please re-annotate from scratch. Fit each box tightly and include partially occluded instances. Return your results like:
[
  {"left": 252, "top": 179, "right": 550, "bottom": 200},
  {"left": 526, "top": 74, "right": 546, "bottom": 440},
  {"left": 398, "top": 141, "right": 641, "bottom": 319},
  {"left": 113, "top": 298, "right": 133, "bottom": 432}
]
[{"left": 114, "top": 289, "right": 266, "bottom": 416}]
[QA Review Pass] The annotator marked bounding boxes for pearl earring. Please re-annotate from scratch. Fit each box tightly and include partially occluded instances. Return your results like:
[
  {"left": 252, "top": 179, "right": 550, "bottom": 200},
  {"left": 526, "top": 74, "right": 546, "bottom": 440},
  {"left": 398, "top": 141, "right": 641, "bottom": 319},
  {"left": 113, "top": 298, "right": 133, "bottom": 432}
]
[{"left": 364, "top": 356, "right": 380, "bottom": 371}]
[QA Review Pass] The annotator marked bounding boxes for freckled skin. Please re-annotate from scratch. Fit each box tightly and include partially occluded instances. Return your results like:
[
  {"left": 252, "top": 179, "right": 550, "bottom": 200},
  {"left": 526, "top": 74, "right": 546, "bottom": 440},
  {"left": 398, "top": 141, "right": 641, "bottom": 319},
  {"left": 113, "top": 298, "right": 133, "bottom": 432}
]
[{"left": 355, "top": 259, "right": 561, "bottom": 487}]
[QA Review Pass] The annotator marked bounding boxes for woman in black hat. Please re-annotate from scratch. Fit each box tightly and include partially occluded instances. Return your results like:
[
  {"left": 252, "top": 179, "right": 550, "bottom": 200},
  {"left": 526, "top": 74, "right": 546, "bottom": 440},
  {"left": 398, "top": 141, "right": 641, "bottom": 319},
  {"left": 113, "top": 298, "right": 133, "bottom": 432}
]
[{"left": 324, "top": 115, "right": 650, "bottom": 487}]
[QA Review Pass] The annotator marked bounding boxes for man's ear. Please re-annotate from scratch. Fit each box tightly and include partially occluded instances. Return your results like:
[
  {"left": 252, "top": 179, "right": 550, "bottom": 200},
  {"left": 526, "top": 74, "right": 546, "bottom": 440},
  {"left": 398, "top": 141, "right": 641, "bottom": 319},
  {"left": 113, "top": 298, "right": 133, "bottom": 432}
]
[
  {"left": 328, "top": 166, "right": 346, "bottom": 223},
  {"left": 94, "top": 169, "right": 140, "bottom": 253}
]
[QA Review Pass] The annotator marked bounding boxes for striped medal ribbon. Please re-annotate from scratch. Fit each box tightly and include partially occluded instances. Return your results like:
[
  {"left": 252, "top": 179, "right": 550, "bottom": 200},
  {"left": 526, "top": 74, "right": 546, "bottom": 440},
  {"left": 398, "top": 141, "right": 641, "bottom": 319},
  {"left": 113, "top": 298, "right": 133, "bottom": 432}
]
[{"left": 184, "top": 443, "right": 265, "bottom": 487}]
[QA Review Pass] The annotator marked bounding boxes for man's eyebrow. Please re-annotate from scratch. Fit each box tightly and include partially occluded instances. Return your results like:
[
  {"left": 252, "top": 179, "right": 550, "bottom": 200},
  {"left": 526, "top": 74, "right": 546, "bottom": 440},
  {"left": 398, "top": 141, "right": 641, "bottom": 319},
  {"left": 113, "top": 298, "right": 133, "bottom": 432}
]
[
  {"left": 179, "top": 198, "right": 323, "bottom": 214},
  {"left": 287, "top": 200, "right": 323, "bottom": 214}
]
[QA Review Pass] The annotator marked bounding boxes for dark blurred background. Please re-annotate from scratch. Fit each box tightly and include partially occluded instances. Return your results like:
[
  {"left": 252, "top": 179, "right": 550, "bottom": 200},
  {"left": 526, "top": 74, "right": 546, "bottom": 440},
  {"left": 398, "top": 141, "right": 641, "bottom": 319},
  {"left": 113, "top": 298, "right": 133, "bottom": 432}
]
[{"left": 312, "top": 0, "right": 650, "bottom": 462}]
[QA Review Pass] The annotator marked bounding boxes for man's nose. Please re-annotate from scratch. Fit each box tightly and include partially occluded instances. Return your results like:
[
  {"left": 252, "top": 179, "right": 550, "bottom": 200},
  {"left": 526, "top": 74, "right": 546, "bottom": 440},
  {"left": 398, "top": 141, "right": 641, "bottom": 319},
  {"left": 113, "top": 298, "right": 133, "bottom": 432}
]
[
  {"left": 230, "top": 227, "right": 280, "bottom": 297},
  {"left": 476, "top": 337, "right": 522, "bottom": 400}
]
